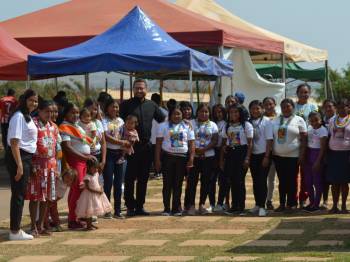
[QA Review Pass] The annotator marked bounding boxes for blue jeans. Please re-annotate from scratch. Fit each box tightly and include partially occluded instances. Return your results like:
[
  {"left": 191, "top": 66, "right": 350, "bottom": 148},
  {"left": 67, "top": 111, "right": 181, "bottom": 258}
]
[{"left": 103, "top": 149, "right": 126, "bottom": 214}]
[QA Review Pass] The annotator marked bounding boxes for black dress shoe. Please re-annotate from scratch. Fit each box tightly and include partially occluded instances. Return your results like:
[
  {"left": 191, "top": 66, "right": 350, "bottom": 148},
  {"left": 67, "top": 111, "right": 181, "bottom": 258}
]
[
  {"left": 135, "top": 208, "right": 150, "bottom": 216},
  {"left": 126, "top": 209, "right": 136, "bottom": 217}
]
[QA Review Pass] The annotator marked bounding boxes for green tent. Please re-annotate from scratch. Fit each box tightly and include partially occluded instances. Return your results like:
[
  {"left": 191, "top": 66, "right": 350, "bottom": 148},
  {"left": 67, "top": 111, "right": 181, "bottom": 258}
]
[{"left": 255, "top": 63, "right": 325, "bottom": 82}]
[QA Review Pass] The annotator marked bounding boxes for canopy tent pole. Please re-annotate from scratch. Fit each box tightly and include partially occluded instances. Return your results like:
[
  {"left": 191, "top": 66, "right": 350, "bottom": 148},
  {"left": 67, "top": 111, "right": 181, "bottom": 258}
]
[
  {"left": 120, "top": 79, "right": 124, "bottom": 102},
  {"left": 84, "top": 73, "right": 90, "bottom": 97},
  {"left": 105, "top": 77, "right": 108, "bottom": 93},
  {"left": 281, "top": 53, "right": 286, "bottom": 97},
  {"left": 218, "top": 46, "right": 224, "bottom": 104},
  {"left": 26, "top": 75, "right": 30, "bottom": 89},
  {"left": 160, "top": 79, "right": 164, "bottom": 103},
  {"left": 230, "top": 77, "right": 234, "bottom": 95},
  {"left": 189, "top": 70, "right": 193, "bottom": 106},
  {"left": 54, "top": 77, "right": 58, "bottom": 92},
  {"left": 196, "top": 80, "right": 200, "bottom": 104},
  {"left": 325, "top": 60, "right": 329, "bottom": 99},
  {"left": 129, "top": 74, "right": 133, "bottom": 99}
]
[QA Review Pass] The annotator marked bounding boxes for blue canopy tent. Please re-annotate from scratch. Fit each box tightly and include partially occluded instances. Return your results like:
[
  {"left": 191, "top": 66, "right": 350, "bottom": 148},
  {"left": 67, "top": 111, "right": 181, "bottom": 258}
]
[{"left": 28, "top": 6, "right": 233, "bottom": 103}]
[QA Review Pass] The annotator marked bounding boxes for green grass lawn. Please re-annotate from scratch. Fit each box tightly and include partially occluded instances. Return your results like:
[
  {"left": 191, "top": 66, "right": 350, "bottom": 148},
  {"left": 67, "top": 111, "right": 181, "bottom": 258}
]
[{"left": 0, "top": 177, "right": 350, "bottom": 261}]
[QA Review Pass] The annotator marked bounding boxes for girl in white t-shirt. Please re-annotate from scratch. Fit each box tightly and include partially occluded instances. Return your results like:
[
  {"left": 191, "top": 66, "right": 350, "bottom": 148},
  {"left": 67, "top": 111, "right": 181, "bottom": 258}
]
[
  {"left": 185, "top": 103, "right": 218, "bottom": 215},
  {"left": 155, "top": 105, "right": 195, "bottom": 216},
  {"left": 220, "top": 104, "right": 253, "bottom": 214},
  {"left": 248, "top": 100, "right": 273, "bottom": 217},
  {"left": 211, "top": 104, "right": 229, "bottom": 213},
  {"left": 303, "top": 112, "right": 327, "bottom": 212}
]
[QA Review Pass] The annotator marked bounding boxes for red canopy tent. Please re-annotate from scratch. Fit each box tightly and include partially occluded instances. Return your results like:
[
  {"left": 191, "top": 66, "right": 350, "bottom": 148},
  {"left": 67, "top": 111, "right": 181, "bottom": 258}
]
[
  {"left": 0, "top": 27, "right": 36, "bottom": 80},
  {"left": 0, "top": 0, "right": 283, "bottom": 54}
]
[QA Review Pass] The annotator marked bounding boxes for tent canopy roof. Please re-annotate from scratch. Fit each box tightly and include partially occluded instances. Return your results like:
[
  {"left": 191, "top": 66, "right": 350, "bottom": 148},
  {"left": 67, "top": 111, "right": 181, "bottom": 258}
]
[
  {"left": 28, "top": 6, "right": 233, "bottom": 77},
  {"left": 0, "top": 26, "right": 35, "bottom": 80},
  {"left": 1, "top": 0, "right": 283, "bottom": 54},
  {"left": 176, "top": 0, "right": 328, "bottom": 62},
  {"left": 255, "top": 63, "right": 325, "bottom": 82}
]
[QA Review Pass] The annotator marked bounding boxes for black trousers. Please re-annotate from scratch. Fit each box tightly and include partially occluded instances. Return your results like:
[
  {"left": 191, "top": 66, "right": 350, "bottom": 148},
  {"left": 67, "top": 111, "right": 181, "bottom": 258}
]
[
  {"left": 250, "top": 153, "right": 271, "bottom": 207},
  {"left": 273, "top": 155, "right": 299, "bottom": 207},
  {"left": 124, "top": 142, "right": 152, "bottom": 210},
  {"left": 224, "top": 146, "right": 248, "bottom": 211},
  {"left": 5, "top": 148, "right": 33, "bottom": 231},
  {"left": 1, "top": 123, "right": 9, "bottom": 149},
  {"left": 208, "top": 148, "right": 225, "bottom": 206},
  {"left": 185, "top": 156, "right": 215, "bottom": 208},
  {"left": 162, "top": 153, "right": 187, "bottom": 212}
]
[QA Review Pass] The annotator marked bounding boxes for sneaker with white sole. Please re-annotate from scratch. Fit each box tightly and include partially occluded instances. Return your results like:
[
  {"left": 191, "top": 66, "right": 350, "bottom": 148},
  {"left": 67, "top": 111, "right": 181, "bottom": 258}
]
[
  {"left": 206, "top": 205, "right": 214, "bottom": 213},
  {"left": 249, "top": 205, "right": 259, "bottom": 214},
  {"left": 199, "top": 205, "right": 209, "bottom": 215},
  {"left": 258, "top": 208, "right": 267, "bottom": 217},
  {"left": 9, "top": 230, "right": 34, "bottom": 241},
  {"left": 222, "top": 203, "right": 229, "bottom": 211},
  {"left": 187, "top": 206, "right": 196, "bottom": 216},
  {"left": 213, "top": 204, "right": 224, "bottom": 212}
]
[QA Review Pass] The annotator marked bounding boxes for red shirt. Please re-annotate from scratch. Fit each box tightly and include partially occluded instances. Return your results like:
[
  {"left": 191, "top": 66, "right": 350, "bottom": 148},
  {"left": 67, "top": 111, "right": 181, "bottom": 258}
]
[{"left": 0, "top": 96, "right": 17, "bottom": 124}]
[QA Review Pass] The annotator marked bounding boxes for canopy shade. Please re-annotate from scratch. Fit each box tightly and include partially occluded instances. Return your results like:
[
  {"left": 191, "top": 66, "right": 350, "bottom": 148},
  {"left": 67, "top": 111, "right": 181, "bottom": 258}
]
[
  {"left": 0, "top": 26, "right": 35, "bottom": 80},
  {"left": 176, "top": 0, "right": 328, "bottom": 62},
  {"left": 1, "top": 0, "right": 283, "bottom": 55},
  {"left": 255, "top": 63, "right": 326, "bottom": 82},
  {"left": 28, "top": 6, "right": 233, "bottom": 77}
]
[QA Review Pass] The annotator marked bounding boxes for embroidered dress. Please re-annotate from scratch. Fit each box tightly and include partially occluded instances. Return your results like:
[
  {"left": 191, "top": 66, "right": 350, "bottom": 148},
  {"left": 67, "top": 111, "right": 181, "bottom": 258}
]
[{"left": 25, "top": 119, "right": 58, "bottom": 201}]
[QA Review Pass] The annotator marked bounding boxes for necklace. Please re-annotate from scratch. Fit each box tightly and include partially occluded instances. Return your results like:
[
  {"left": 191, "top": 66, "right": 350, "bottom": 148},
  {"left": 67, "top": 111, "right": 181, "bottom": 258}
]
[{"left": 334, "top": 115, "right": 350, "bottom": 129}]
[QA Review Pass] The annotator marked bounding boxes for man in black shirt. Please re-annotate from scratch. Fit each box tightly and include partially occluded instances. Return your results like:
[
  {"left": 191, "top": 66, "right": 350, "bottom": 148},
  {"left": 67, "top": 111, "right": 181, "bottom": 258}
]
[{"left": 120, "top": 79, "right": 165, "bottom": 216}]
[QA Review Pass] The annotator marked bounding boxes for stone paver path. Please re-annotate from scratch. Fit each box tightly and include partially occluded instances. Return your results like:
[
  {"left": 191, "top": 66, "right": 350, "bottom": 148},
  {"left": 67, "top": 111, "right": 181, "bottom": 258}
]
[
  {"left": 282, "top": 257, "right": 332, "bottom": 261},
  {"left": 9, "top": 256, "right": 65, "bottom": 262},
  {"left": 119, "top": 239, "right": 169, "bottom": 246},
  {"left": 1, "top": 239, "right": 51, "bottom": 245},
  {"left": 129, "top": 216, "right": 170, "bottom": 221},
  {"left": 71, "top": 256, "right": 131, "bottom": 262},
  {"left": 181, "top": 216, "right": 221, "bottom": 222},
  {"left": 60, "top": 238, "right": 110, "bottom": 245},
  {"left": 307, "top": 240, "right": 343, "bottom": 246},
  {"left": 211, "top": 256, "right": 259, "bottom": 261},
  {"left": 90, "top": 228, "right": 138, "bottom": 234},
  {"left": 318, "top": 229, "right": 350, "bottom": 235},
  {"left": 243, "top": 240, "right": 292, "bottom": 247},
  {"left": 260, "top": 229, "right": 304, "bottom": 235},
  {"left": 178, "top": 240, "right": 229, "bottom": 246},
  {"left": 147, "top": 229, "right": 193, "bottom": 234},
  {"left": 201, "top": 229, "right": 247, "bottom": 235},
  {"left": 230, "top": 217, "right": 272, "bottom": 223},
  {"left": 141, "top": 256, "right": 195, "bottom": 261}
]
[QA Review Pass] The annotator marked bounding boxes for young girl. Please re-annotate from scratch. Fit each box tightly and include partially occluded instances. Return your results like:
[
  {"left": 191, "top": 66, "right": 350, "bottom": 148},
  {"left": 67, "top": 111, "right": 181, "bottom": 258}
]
[
  {"left": 211, "top": 104, "right": 229, "bottom": 213},
  {"left": 249, "top": 100, "right": 273, "bottom": 217},
  {"left": 220, "top": 105, "right": 253, "bottom": 214},
  {"left": 263, "top": 97, "right": 278, "bottom": 210},
  {"left": 155, "top": 105, "right": 195, "bottom": 216},
  {"left": 295, "top": 83, "right": 318, "bottom": 208},
  {"left": 303, "top": 112, "right": 327, "bottom": 212},
  {"left": 321, "top": 99, "right": 336, "bottom": 208},
  {"left": 25, "top": 100, "right": 59, "bottom": 237},
  {"left": 186, "top": 103, "right": 218, "bottom": 215},
  {"left": 119, "top": 115, "right": 139, "bottom": 162},
  {"left": 102, "top": 99, "right": 129, "bottom": 219},
  {"left": 59, "top": 103, "right": 96, "bottom": 230},
  {"left": 327, "top": 99, "right": 350, "bottom": 214},
  {"left": 76, "top": 159, "right": 112, "bottom": 230}
]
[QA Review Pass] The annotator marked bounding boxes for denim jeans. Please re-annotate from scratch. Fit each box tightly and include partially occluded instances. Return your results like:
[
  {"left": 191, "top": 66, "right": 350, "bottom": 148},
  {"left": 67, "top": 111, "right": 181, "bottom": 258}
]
[{"left": 103, "top": 149, "right": 126, "bottom": 214}]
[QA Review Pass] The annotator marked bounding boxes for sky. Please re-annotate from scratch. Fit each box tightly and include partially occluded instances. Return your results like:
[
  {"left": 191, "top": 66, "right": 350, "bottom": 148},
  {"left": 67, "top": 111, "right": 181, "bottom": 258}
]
[{"left": 0, "top": 0, "right": 348, "bottom": 70}]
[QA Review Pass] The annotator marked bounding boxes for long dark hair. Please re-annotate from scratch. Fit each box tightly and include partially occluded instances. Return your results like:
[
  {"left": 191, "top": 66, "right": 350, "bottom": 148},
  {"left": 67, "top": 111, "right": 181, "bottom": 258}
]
[
  {"left": 168, "top": 104, "right": 182, "bottom": 124},
  {"left": 104, "top": 98, "right": 118, "bottom": 118},
  {"left": 14, "top": 89, "right": 37, "bottom": 123},
  {"left": 62, "top": 102, "right": 77, "bottom": 120},
  {"left": 212, "top": 104, "right": 226, "bottom": 123},
  {"left": 195, "top": 103, "right": 211, "bottom": 120},
  {"left": 179, "top": 101, "right": 193, "bottom": 119},
  {"left": 226, "top": 104, "right": 247, "bottom": 133}
]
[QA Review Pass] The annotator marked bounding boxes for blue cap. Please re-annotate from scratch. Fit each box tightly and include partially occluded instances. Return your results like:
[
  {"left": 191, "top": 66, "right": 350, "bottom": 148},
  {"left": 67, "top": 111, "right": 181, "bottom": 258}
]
[{"left": 235, "top": 92, "right": 245, "bottom": 104}]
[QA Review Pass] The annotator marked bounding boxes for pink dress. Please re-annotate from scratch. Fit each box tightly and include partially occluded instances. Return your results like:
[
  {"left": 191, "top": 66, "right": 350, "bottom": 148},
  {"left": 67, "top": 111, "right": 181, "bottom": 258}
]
[
  {"left": 75, "top": 172, "right": 112, "bottom": 218},
  {"left": 122, "top": 128, "right": 139, "bottom": 155}
]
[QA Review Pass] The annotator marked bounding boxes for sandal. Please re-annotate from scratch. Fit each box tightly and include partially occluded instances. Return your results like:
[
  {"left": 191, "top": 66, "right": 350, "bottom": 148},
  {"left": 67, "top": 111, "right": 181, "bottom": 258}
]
[{"left": 30, "top": 228, "right": 40, "bottom": 238}]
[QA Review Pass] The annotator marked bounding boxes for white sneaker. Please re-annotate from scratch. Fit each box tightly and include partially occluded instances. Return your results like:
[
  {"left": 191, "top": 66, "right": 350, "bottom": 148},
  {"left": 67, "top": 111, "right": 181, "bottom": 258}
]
[
  {"left": 206, "top": 205, "right": 214, "bottom": 213},
  {"left": 258, "top": 208, "right": 267, "bottom": 217},
  {"left": 213, "top": 204, "right": 224, "bottom": 212},
  {"left": 199, "top": 205, "right": 209, "bottom": 215},
  {"left": 249, "top": 205, "right": 259, "bottom": 214},
  {"left": 9, "top": 230, "right": 33, "bottom": 241}
]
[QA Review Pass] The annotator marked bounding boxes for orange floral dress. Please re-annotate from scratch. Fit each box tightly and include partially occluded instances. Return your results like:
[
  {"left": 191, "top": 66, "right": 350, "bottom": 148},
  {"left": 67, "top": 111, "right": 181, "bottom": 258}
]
[{"left": 25, "top": 119, "right": 58, "bottom": 201}]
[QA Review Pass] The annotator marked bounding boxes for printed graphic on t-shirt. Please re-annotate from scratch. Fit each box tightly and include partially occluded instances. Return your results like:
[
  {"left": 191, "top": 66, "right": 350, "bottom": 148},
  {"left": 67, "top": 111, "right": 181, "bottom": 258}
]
[
  {"left": 277, "top": 127, "right": 287, "bottom": 144},
  {"left": 227, "top": 125, "right": 241, "bottom": 146},
  {"left": 169, "top": 127, "right": 184, "bottom": 148},
  {"left": 195, "top": 123, "right": 212, "bottom": 148}
]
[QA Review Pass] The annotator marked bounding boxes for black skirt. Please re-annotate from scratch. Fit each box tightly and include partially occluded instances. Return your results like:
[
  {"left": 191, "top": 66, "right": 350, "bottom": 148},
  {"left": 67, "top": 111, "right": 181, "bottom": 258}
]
[{"left": 326, "top": 149, "right": 350, "bottom": 184}]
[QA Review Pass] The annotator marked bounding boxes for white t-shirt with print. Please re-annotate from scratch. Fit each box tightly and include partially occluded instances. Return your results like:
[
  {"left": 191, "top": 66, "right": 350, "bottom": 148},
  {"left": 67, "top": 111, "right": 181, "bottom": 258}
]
[
  {"left": 272, "top": 115, "right": 307, "bottom": 157},
  {"left": 102, "top": 117, "right": 124, "bottom": 150},
  {"left": 7, "top": 111, "right": 38, "bottom": 154},
  {"left": 191, "top": 120, "right": 218, "bottom": 157},
  {"left": 251, "top": 116, "right": 273, "bottom": 155},
  {"left": 157, "top": 121, "right": 195, "bottom": 154},
  {"left": 307, "top": 126, "right": 328, "bottom": 149},
  {"left": 222, "top": 121, "right": 254, "bottom": 147}
]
